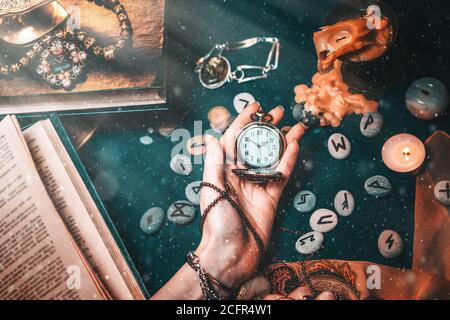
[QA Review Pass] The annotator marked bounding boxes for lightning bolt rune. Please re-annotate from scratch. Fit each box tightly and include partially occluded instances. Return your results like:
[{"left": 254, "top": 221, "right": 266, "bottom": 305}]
[{"left": 386, "top": 233, "right": 395, "bottom": 250}]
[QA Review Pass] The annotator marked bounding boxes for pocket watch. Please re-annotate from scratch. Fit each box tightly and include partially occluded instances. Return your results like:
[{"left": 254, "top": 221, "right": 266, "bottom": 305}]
[{"left": 233, "top": 106, "right": 286, "bottom": 183}]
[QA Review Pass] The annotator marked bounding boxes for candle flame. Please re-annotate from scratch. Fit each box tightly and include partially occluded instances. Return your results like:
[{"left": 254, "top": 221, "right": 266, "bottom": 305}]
[{"left": 402, "top": 147, "right": 411, "bottom": 161}]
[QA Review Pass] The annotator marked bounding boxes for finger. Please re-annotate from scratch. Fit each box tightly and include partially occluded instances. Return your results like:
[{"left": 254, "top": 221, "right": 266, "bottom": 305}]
[
  {"left": 266, "top": 141, "right": 299, "bottom": 199},
  {"left": 221, "top": 102, "right": 260, "bottom": 160},
  {"left": 288, "top": 286, "right": 314, "bottom": 300},
  {"left": 222, "top": 101, "right": 260, "bottom": 143},
  {"left": 202, "top": 135, "right": 225, "bottom": 189},
  {"left": 285, "top": 123, "right": 305, "bottom": 145},
  {"left": 276, "top": 141, "right": 299, "bottom": 179},
  {"left": 316, "top": 291, "right": 336, "bottom": 300},
  {"left": 267, "top": 105, "right": 284, "bottom": 126}
]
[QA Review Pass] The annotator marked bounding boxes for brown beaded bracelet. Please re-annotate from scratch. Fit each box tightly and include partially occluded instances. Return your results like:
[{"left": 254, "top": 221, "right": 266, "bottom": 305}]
[{"left": 186, "top": 251, "right": 224, "bottom": 300}]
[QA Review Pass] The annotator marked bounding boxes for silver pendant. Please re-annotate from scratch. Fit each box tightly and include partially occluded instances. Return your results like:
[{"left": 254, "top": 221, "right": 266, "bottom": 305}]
[{"left": 36, "top": 38, "right": 87, "bottom": 90}]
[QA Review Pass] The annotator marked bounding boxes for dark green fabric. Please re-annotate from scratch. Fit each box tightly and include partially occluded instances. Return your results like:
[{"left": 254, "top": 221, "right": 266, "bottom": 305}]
[{"left": 19, "top": 0, "right": 450, "bottom": 295}]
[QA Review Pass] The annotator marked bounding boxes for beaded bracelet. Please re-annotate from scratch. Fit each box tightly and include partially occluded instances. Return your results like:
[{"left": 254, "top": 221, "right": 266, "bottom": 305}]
[
  {"left": 188, "top": 180, "right": 270, "bottom": 300},
  {"left": 186, "top": 251, "right": 224, "bottom": 300}
]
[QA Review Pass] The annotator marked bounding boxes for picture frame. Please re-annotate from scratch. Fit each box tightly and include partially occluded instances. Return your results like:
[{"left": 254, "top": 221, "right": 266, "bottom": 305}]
[{"left": 0, "top": 0, "right": 166, "bottom": 115}]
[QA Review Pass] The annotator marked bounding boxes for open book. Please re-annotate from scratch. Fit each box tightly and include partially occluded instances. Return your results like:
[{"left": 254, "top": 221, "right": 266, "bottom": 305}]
[{"left": 0, "top": 115, "right": 147, "bottom": 300}]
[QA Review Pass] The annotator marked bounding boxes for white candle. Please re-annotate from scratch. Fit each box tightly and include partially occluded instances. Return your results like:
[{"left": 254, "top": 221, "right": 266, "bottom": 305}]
[{"left": 382, "top": 134, "right": 426, "bottom": 173}]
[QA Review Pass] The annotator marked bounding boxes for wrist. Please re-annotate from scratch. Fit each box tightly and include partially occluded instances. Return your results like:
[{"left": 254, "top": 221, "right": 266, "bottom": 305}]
[{"left": 195, "top": 238, "right": 259, "bottom": 292}]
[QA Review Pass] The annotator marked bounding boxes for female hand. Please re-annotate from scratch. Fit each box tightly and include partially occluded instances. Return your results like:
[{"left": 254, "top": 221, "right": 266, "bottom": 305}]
[
  {"left": 196, "top": 102, "right": 305, "bottom": 292},
  {"left": 152, "top": 102, "right": 304, "bottom": 300}
]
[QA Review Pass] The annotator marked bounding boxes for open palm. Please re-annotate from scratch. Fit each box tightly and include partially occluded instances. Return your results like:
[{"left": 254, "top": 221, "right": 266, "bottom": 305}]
[{"left": 198, "top": 102, "right": 304, "bottom": 286}]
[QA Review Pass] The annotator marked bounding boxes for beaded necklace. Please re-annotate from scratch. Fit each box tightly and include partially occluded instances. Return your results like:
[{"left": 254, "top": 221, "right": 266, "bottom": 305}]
[{"left": 0, "top": 0, "right": 132, "bottom": 90}]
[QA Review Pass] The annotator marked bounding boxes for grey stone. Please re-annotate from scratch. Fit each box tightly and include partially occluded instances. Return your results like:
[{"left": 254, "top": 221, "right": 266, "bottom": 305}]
[
  {"left": 140, "top": 207, "right": 165, "bottom": 235},
  {"left": 185, "top": 181, "right": 202, "bottom": 206},
  {"left": 292, "top": 103, "right": 321, "bottom": 129},
  {"left": 167, "top": 201, "right": 196, "bottom": 225},
  {"left": 378, "top": 230, "right": 403, "bottom": 259},
  {"left": 434, "top": 180, "right": 450, "bottom": 206},
  {"left": 139, "top": 135, "right": 154, "bottom": 145},
  {"left": 327, "top": 133, "right": 351, "bottom": 160},
  {"left": 309, "top": 209, "right": 338, "bottom": 233},
  {"left": 292, "top": 103, "right": 304, "bottom": 122},
  {"left": 334, "top": 190, "right": 355, "bottom": 217},
  {"left": 360, "top": 112, "right": 383, "bottom": 138},
  {"left": 170, "top": 154, "right": 193, "bottom": 176},
  {"left": 293, "top": 190, "right": 316, "bottom": 213},
  {"left": 233, "top": 92, "right": 255, "bottom": 113},
  {"left": 295, "top": 231, "right": 324, "bottom": 255},
  {"left": 364, "top": 175, "right": 391, "bottom": 197}
]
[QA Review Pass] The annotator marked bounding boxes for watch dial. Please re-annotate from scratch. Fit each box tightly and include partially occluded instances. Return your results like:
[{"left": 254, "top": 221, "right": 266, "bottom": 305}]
[{"left": 239, "top": 125, "right": 282, "bottom": 168}]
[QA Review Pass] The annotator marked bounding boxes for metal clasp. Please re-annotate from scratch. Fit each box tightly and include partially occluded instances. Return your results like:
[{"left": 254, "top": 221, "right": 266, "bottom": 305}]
[
  {"left": 231, "top": 65, "right": 269, "bottom": 83},
  {"left": 250, "top": 107, "right": 273, "bottom": 123}
]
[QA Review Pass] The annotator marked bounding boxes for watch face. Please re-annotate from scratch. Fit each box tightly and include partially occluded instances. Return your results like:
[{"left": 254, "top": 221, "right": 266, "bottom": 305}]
[
  {"left": 237, "top": 123, "right": 284, "bottom": 169},
  {"left": 199, "top": 56, "right": 231, "bottom": 89}
]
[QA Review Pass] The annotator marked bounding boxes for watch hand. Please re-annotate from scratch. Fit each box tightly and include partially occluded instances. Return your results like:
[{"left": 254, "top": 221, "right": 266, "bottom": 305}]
[
  {"left": 250, "top": 139, "right": 261, "bottom": 148},
  {"left": 261, "top": 140, "right": 269, "bottom": 147},
  {"left": 257, "top": 134, "right": 262, "bottom": 149}
]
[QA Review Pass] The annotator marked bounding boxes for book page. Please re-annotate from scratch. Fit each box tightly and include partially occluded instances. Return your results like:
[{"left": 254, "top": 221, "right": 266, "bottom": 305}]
[
  {"left": 0, "top": 116, "right": 104, "bottom": 300},
  {"left": 23, "top": 120, "right": 143, "bottom": 300}
]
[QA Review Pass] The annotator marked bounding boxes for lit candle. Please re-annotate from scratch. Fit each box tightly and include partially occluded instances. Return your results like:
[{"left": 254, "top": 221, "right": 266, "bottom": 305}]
[{"left": 382, "top": 133, "right": 426, "bottom": 173}]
